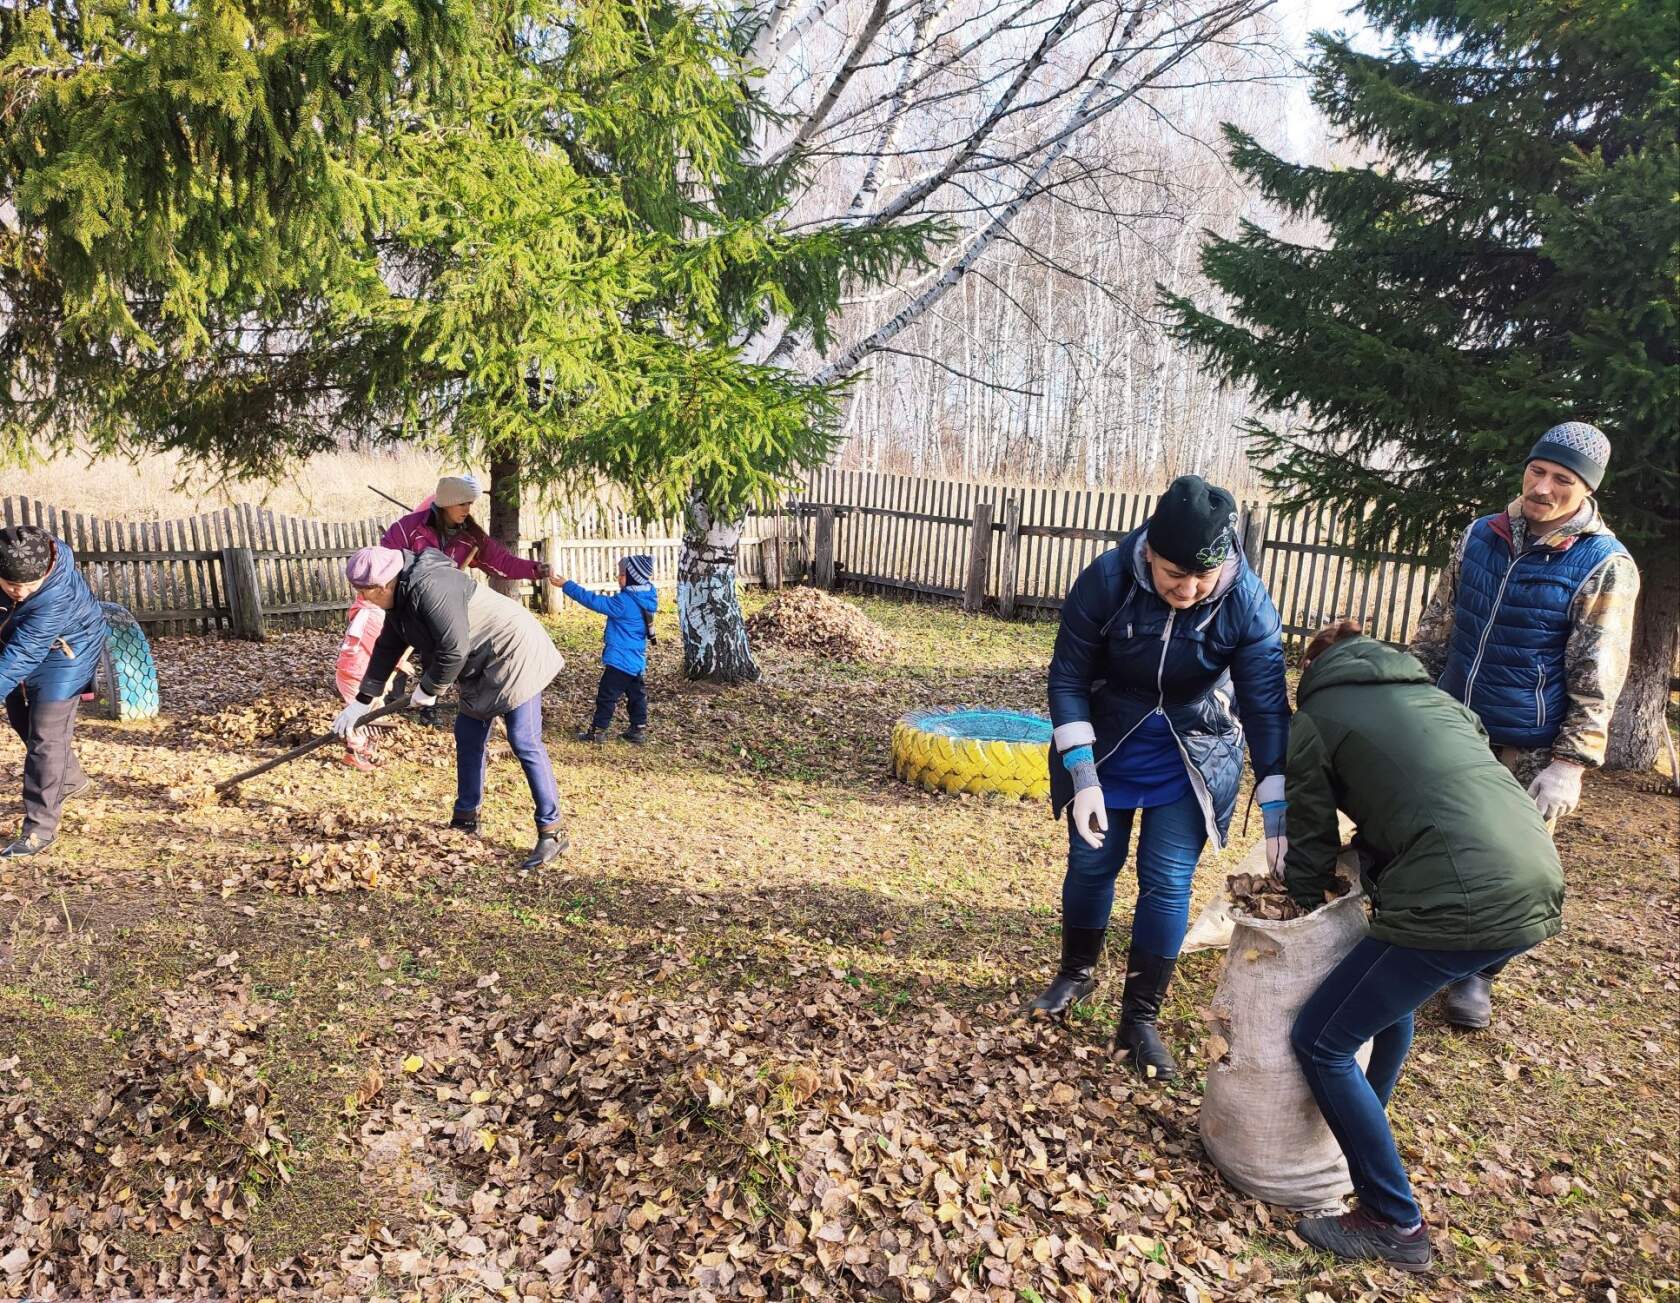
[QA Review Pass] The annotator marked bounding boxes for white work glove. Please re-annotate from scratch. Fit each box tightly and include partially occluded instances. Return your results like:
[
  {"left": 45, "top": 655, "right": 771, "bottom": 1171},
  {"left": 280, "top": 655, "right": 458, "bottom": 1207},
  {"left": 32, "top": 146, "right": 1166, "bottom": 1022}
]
[
  {"left": 1261, "top": 801, "right": 1288, "bottom": 879},
  {"left": 409, "top": 686, "right": 438, "bottom": 709},
  {"left": 1070, "top": 785, "right": 1109, "bottom": 850},
  {"left": 1527, "top": 760, "right": 1583, "bottom": 823},
  {"left": 331, "top": 700, "right": 371, "bottom": 739}
]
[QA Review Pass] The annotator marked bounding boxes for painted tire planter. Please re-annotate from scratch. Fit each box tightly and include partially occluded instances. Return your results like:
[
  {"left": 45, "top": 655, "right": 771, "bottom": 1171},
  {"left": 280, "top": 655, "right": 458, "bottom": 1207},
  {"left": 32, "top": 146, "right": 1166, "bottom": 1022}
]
[
  {"left": 94, "top": 602, "right": 161, "bottom": 721},
  {"left": 891, "top": 708, "right": 1052, "bottom": 800}
]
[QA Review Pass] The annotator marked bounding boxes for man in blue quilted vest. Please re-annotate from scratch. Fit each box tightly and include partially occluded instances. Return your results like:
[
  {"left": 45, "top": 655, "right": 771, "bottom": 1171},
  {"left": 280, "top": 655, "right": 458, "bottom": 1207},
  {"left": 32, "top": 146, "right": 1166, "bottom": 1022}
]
[{"left": 1410, "top": 422, "right": 1639, "bottom": 1028}]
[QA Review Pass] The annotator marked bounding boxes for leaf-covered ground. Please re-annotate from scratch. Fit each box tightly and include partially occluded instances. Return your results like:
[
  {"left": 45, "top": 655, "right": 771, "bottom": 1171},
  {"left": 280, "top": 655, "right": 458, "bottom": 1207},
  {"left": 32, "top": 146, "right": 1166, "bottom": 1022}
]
[{"left": 1, "top": 593, "right": 1676, "bottom": 1301}]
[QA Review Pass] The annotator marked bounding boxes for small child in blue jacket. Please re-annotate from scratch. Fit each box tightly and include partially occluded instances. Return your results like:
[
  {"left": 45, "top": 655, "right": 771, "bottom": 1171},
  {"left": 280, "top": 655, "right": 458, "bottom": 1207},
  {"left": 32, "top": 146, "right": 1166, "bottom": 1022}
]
[{"left": 554, "top": 553, "right": 658, "bottom": 743}]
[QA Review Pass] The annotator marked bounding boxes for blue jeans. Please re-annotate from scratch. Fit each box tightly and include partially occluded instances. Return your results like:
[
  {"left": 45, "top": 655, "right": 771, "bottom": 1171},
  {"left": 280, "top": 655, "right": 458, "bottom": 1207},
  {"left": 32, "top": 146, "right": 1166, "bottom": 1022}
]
[
  {"left": 453, "top": 694, "right": 562, "bottom": 830},
  {"left": 1062, "top": 790, "right": 1207, "bottom": 956},
  {"left": 1291, "top": 936, "right": 1529, "bottom": 1226}
]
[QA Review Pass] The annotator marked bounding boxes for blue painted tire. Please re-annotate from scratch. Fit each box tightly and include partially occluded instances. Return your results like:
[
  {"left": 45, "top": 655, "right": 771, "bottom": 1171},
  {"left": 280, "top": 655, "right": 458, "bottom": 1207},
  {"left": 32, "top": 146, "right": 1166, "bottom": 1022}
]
[{"left": 96, "top": 602, "right": 160, "bottom": 721}]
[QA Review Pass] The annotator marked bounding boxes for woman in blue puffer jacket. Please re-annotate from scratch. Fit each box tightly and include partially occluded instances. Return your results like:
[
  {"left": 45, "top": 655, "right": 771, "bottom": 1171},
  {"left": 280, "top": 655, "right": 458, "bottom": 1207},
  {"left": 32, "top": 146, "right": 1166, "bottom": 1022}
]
[
  {"left": 1032, "top": 476, "right": 1290, "bottom": 1079},
  {"left": 0, "top": 525, "right": 110, "bottom": 858}
]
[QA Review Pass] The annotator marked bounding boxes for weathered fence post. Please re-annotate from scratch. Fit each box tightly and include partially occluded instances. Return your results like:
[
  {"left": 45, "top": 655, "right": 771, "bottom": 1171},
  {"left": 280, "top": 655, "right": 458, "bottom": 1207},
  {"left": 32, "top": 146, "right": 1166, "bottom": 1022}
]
[
  {"left": 1241, "top": 503, "right": 1268, "bottom": 573},
  {"left": 813, "top": 507, "right": 836, "bottom": 589},
  {"left": 997, "top": 497, "right": 1021, "bottom": 619},
  {"left": 964, "top": 500, "right": 995, "bottom": 612},
  {"left": 764, "top": 518, "right": 784, "bottom": 590},
  {"left": 221, "top": 546, "right": 267, "bottom": 641}
]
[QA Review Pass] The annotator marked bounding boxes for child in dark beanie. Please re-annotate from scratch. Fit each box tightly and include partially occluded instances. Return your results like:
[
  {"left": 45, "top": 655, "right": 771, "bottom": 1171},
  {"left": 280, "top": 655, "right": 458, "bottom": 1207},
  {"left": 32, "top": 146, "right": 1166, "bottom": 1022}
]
[
  {"left": 0, "top": 524, "right": 110, "bottom": 858},
  {"left": 551, "top": 554, "right": 658, "bottom": 744}
]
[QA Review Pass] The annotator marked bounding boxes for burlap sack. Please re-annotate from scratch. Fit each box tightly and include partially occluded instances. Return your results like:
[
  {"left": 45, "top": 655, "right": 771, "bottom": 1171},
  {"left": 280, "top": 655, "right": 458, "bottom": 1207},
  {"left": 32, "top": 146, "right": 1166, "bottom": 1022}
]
[{"left": 1198, "top": 850, "right": 1370, "bottom": 1212}]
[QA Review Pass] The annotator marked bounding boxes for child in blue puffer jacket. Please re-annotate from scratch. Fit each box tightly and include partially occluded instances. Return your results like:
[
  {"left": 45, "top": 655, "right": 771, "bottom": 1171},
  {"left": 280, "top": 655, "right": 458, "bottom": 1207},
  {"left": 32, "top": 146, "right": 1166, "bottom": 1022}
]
[{"left": 554, "top": 554, "right": 658, "bottom": 744}]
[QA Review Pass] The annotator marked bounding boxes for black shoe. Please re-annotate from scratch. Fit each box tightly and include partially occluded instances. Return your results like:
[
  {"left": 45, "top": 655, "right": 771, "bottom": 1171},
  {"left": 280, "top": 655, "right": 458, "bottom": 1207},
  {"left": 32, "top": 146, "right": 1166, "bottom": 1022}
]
[
  {"left": 1296, "top": 1208, "right": 1433, "bottom": 1271},
  {"left": 64, "top": 776, "right": 93, "bottom": 801},
  {"left": 448, "top": 811, "right": 480, "bottom": 835},
  {"left": 576, "top": 726, "right": 604, "bottom": 743},
  {"left": 1028, "top": 925, "right": 1105, "bottom": 1016},
  {"left": 417, "top": 705, "right": 443, "bottom": 729},
  {"left": 1442, "top": 973, "right": 1492, "bottom": 1029},
  {"left": 622, "top": 726, "right": 647, "bottom": 745},
  {"left": 520, "top": 828, "right": 567, "bottom": 869},
  {"left": 0, "top": 834, "right": 53, "bottom": 860},
  {"left": 1114, "top": 948, "right": 1180, "bottom": 1080}
]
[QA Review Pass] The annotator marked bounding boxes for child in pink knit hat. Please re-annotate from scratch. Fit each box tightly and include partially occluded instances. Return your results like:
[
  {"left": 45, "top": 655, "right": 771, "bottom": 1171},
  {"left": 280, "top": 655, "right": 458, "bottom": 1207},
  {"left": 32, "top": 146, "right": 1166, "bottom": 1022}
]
[{"left": 334, "top": 548, "right": 410, "bottom": 769}]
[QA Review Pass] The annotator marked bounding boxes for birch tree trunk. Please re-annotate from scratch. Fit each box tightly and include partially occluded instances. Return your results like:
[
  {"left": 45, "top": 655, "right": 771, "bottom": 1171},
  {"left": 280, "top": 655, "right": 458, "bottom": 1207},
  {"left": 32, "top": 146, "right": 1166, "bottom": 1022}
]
[
  {"left": 679, "top": 494, "right": 762, "bottom": 683},
  {"left": 1605, "top": 534, "right": 1679, "bottom": 772}
]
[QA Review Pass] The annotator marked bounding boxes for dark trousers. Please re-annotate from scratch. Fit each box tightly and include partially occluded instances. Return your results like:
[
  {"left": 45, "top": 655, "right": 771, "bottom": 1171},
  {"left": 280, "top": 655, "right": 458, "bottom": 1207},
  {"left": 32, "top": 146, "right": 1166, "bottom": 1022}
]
[
  {"left": 1290, "top": 936, "right": 1529, "bottom": 1226},
  {"left": 452, "top": 695, "right": 563, "bottom": 831},
  {"left": 590, "top": 666, "right": 648, "bottom": 732},
  {"left": 5, "top": 688, "right": 87, "bottom": 842}
]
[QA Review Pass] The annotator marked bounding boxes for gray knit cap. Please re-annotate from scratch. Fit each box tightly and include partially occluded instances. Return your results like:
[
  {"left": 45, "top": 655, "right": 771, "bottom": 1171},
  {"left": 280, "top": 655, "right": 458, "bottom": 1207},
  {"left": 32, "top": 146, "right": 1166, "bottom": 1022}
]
[
  {"left": 1528, "top": 421, "right": 1611, "bottom": 490},
  {"left": 621, "top": 554, "right": 654, "bottom": 586}
]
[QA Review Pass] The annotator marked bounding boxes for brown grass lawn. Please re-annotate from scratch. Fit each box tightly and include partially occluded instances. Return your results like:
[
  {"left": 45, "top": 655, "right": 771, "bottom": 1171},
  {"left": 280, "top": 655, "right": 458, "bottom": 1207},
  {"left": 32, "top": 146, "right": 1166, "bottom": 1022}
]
[{"left": 1, "top": 592, "right": 1676, "bottom": 1301}]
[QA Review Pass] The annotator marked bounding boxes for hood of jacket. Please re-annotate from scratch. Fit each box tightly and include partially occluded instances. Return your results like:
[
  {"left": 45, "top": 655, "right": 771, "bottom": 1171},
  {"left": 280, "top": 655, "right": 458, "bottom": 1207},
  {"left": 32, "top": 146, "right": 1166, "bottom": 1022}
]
[{"left": 1297, "top": 635, "right": 1431, "bottom": 703}]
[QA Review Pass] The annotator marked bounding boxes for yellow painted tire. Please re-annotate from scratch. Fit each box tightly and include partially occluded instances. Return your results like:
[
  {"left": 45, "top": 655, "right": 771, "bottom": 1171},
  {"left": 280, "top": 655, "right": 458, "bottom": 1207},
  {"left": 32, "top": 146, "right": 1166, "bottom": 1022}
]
[{"left": 890, "top": 710, "right": 1051, "bottom": 801}]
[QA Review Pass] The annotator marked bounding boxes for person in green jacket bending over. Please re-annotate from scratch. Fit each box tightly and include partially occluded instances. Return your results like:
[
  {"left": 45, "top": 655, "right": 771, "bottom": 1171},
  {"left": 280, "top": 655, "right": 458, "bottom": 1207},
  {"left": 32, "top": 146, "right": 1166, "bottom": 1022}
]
[{"left": 1283, "top": 621, "right": 1563, "bottom": 1272}]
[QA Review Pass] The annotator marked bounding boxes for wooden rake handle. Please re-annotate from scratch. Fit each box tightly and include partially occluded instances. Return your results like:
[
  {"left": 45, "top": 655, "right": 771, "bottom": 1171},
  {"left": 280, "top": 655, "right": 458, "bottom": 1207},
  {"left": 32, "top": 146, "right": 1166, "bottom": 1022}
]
[{"left": 214, "top": 700, "right": 411, "bottom": 793}]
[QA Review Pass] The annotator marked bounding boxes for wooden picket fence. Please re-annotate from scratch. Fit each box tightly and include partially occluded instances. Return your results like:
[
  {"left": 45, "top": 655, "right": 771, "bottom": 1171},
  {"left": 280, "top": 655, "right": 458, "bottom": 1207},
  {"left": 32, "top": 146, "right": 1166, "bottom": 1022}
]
[
  {"left": 0, "top": 493, "right": 773, "bottom": 636},
  {"left": 786, "top": 468, "right": 1444, "bottom": 649},
  {"left": 5, "top": 469, "right": 1441, "bottom": 649},
  {"left": 0, "top": 496, "right": 399, "bottom": 637}
]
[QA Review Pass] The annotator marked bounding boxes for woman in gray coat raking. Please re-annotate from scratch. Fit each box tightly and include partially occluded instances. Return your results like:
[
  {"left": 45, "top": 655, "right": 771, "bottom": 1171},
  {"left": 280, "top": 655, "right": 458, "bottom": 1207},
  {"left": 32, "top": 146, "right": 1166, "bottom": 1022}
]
[{"left": 332, "top": 546, "right": 567, "bottom": 867}]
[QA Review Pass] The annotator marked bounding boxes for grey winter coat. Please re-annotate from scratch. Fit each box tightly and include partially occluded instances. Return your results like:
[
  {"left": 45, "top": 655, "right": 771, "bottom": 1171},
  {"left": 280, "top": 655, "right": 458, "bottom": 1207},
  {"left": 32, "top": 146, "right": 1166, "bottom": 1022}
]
[{"left": 360, "top": 550, "right": 563, "bottom": 719}]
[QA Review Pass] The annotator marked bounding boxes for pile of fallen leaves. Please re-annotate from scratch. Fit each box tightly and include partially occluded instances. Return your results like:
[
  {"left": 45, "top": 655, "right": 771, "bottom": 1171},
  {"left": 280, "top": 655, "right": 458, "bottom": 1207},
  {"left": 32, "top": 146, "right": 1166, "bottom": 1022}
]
[
  {"left": 0, "top": 971, "right": 296, "bottom": 1297},
  {"left": 154, "top": 629, "right": 342, "bottom": 714},
  {"left": 1224, "top": 871, "right": 1350, "bottom": 922},
  {"left": 745, "top": 588, "right": 899, "bottom": 663},
  {"left": 192, "top": 693, "right": 341, "bottom": 749},
  {"left": 338, "top": 976, "right": 1289, "bottom": 1301},
  {"left": 226, "top": 808, "right": 487, "bottom": 896}
]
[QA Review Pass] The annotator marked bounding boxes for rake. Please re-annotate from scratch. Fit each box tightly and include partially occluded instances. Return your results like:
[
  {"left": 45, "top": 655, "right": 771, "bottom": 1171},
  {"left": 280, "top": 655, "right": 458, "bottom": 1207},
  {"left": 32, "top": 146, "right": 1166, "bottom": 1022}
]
[{"left": 213, "top": 700, "right": 411, "bottom": 794}]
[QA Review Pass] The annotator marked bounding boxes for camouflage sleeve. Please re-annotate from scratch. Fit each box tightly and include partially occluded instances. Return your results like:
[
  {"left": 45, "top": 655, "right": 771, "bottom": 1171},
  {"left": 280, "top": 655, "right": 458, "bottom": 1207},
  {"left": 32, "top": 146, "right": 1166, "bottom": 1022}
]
[
  {"left": 1407, "top": 527, "right": 1469, "bottom": 680},
  {"left": 1552, "top": 552, "right": 1641, "bottom": 768}
]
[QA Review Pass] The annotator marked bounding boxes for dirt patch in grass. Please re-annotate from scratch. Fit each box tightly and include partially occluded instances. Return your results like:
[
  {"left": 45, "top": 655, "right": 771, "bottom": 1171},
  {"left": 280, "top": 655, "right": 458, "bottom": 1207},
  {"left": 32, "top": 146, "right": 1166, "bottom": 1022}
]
[{"left": 1, "top": 595, "right": 1675, "bottom": 1300}]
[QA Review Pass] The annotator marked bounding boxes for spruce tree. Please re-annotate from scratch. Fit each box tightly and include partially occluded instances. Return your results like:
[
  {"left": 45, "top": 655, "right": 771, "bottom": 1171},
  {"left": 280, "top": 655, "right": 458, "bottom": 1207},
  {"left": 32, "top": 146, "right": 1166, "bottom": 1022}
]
[
  {"left": 1165, "top": 0, "right": 1678, "bottom": 768},
  {"left": 2, "top": 0, "right": 933, "bottom": 683}
]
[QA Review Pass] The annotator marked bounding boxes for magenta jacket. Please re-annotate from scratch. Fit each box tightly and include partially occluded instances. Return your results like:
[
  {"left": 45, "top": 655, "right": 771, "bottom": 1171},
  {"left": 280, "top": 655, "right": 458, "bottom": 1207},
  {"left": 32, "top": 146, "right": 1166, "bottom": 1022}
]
[{"left": 379, "top": 502, "right": 544, "bottom": 582}]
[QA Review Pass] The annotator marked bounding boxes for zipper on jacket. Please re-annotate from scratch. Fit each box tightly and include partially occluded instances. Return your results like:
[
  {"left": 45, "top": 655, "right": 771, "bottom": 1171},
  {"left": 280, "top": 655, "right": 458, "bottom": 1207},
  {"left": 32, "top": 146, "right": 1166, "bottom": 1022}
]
[
  {"left": 1089, "top": 611, "right": 1177, "bottom": 770},
  {"left": 1152, "top": 608, "right": 1225, "bottom": 850},
  {"left": 1462, "top": 550, "right": 1529, "bottom": 706},
  {"left": 1535, "top": 662, "right": 1547, "bottom": 729}
]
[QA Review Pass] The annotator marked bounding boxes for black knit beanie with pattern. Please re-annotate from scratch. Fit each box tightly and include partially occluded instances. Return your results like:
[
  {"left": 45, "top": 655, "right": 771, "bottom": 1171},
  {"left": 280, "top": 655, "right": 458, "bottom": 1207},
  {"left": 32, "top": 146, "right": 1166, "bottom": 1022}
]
[
  {"left": 0, "top": 525, "right": 53, "bottom": 583},
  {"left": 1147, "top": 476, "right": 1239, "bottom": 572}
]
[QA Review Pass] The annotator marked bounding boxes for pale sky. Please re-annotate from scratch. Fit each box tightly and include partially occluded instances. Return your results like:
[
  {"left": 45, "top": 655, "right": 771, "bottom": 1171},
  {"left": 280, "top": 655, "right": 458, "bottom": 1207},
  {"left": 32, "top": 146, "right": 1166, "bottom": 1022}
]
[{"left": 1276, "top": 0, "right": 1380, "bottom": 155}]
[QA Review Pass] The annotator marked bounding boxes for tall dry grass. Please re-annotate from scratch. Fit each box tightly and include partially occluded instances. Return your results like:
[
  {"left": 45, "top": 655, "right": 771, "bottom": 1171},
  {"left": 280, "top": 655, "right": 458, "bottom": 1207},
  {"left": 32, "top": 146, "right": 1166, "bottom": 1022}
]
[{"left": 4, "top": 448, "right": 463, "bottom": 523}]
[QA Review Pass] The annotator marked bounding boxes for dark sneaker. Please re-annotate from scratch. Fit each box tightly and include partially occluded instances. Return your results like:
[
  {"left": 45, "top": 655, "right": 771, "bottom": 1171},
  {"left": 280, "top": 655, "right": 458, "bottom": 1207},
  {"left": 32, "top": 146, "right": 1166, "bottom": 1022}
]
[
  {"left": 416, "top": 705, "right": 443, "bottom": 729},
  {"left": 448, "top": 811, "right": 480, "bottom": 835},
  {"left": 520, "top": 829, "right": 568, "bottom": 869},
  {"left": 0, "top": 834, "right": 53, "bottom": 860},
  {"left": 576, "top": 727, "right": 604, "bottom": 743},
  {"left": 63, "top": 776, "right": 94, "bottom": 801},
  {"left": 622, "top": 727, "right": 647, "bottom": 745},
  {"left": 1297, "top": 1208, "right": 1433, "bottom": 1271}
]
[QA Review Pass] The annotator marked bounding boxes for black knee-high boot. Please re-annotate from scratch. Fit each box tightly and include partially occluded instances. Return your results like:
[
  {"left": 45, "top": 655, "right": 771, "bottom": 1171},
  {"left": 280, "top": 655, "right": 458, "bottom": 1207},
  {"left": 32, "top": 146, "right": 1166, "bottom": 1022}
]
[
  {"left": 1115, "top": 948, "right": 1179, "bottom": 1080},
  {"left": 1028, "top": 925, "right": 1106, "bottom": 1015}
]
